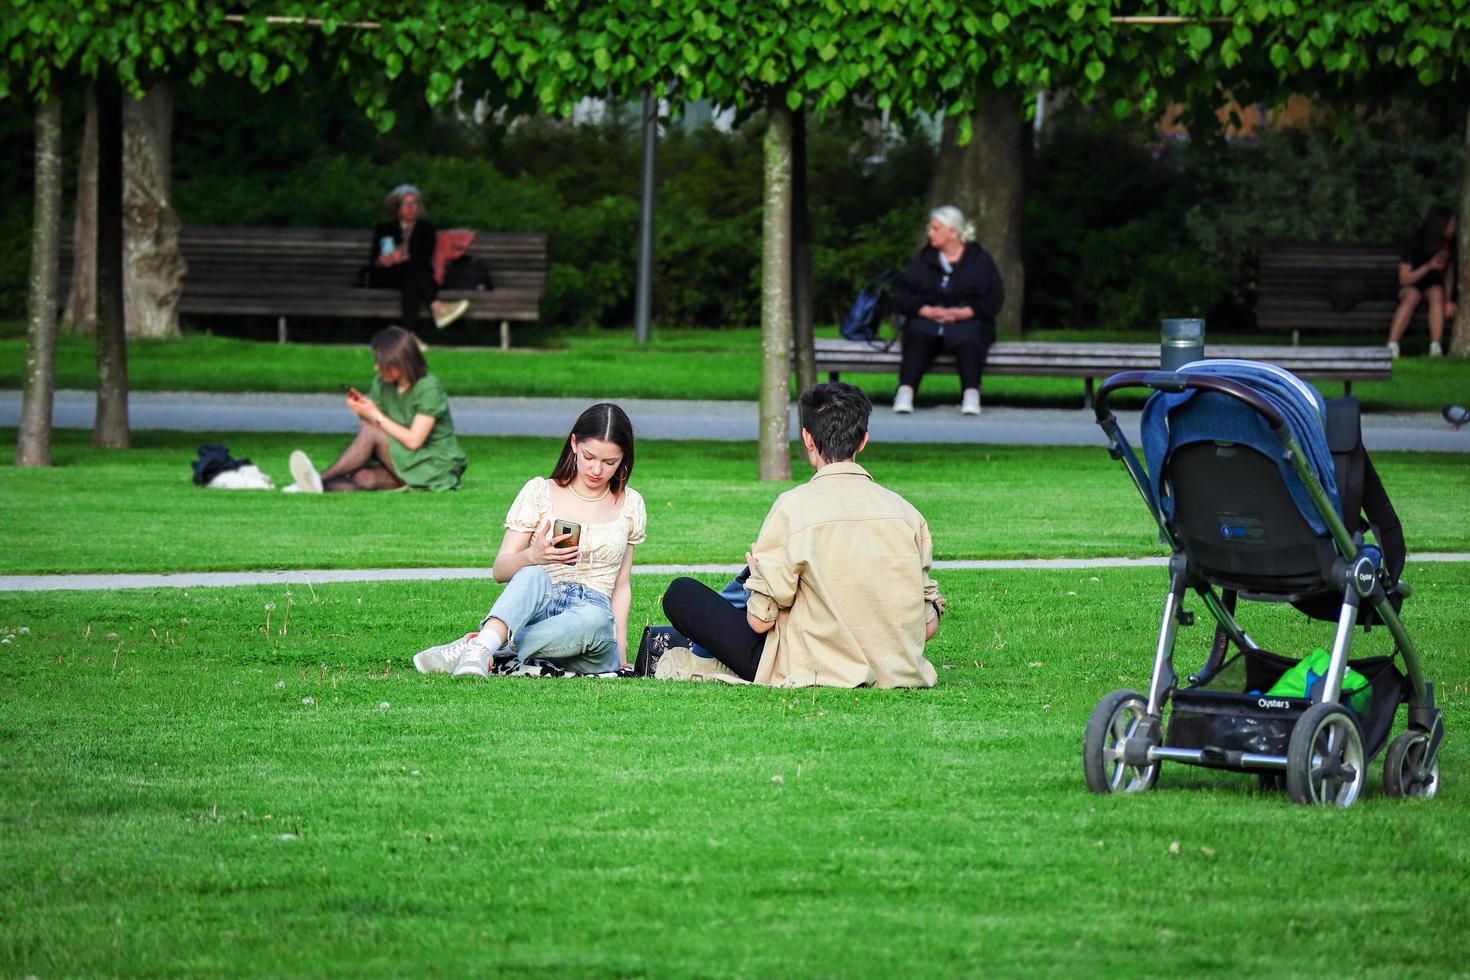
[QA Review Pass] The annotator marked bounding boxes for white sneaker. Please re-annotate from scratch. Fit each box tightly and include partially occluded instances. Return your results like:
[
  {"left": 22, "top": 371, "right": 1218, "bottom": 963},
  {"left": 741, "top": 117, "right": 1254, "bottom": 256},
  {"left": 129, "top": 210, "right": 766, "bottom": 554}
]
[
  {"left": 960, "top": 388, "right": 981, "bottom": 416},
  {"left": 1387, "top": 340, "right": 1400, "bottom": 359},
  {"left": 1429, "top": 341, "right": 1443, "bottom": 357},
  {"left": 434, "top": 299, "right": 470, "bottom": 329},
  {"left": 451, "top": 634, "right": 497, "bottom": 678},
  {"left": 414, "top": 632, "right": 483, "bottom": 674},
  {"left": 288, "top": 450, "right": 323, "bottom": 493},
  {"left": 893, "top": 386, "right": 915, "bottom": 414}
]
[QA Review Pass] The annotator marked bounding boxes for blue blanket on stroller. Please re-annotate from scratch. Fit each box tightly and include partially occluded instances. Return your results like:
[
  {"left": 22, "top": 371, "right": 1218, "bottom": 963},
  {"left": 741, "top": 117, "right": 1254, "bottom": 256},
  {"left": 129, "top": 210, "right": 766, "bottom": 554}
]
[{"left": 1140, "top": 360, "right": 1342, "bottom": 536}]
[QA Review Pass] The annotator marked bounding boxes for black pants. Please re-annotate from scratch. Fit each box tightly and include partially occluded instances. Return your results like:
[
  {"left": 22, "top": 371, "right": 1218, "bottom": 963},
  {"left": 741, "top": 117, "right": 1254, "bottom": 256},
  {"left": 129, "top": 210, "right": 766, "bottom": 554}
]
[
  {"left": 368, "top": 263, "right": 438, "bottom": 330},
  {"left": 661, "top": 577, "right": 767, "bottom": 682},
  {"left": 898, "top": 325, "right": 989, "bottom": 391}
]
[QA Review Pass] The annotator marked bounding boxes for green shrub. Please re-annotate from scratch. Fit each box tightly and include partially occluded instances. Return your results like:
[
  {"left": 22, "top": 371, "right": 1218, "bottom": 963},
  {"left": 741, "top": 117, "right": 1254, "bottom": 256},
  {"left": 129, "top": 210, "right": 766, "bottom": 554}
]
[
  {"left": 1024, "top": 115, "right": 1463, "bottom": 331},
  {"left": 1026, "top": 124, "right": 1229, "bottom": 330},
  {"left": 1182, "top": 125, "right": 1463, "bottom": 314}
]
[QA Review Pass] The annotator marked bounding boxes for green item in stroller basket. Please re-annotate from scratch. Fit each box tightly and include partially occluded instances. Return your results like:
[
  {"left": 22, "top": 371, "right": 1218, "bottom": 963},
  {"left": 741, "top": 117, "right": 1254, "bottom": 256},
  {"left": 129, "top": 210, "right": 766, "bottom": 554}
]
[{"left": 1265, "top": 648, "right": 1371, "bottom": 715}]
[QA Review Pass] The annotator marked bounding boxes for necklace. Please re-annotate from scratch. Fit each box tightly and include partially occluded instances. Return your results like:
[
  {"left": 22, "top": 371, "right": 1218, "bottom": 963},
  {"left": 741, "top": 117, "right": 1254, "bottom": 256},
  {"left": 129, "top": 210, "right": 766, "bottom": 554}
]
[{"left": 569, "top": 481, "right": 609, "bottom": 502}]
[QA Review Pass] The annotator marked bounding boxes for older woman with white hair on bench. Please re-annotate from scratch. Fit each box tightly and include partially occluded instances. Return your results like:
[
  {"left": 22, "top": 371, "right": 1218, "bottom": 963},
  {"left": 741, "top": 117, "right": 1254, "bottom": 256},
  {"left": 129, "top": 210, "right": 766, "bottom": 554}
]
[{"left": 891, "top": 205, "right": 1005, "bottom": 417}]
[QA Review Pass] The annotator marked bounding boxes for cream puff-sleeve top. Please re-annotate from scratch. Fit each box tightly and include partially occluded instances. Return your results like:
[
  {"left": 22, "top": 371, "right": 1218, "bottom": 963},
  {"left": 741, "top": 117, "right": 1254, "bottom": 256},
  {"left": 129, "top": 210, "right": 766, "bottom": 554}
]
[{"left": 503, "top": 477, "right": 647, "bottom": 599}]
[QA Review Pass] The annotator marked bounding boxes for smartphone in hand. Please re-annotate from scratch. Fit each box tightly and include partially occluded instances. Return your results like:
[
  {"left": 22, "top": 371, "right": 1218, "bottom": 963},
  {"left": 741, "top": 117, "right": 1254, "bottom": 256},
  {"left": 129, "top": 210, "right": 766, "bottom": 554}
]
[{"left": 551, "top": 518, "right": 582, "bottom": 549}]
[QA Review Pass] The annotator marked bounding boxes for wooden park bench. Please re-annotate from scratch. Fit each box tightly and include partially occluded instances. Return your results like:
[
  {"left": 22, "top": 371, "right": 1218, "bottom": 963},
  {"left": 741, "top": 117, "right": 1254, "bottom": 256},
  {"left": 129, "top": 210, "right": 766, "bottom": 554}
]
[
  {"left": 810, "top": 337, "right": 1391, "bottom": 407},
  {"left": 64, "top": 226, "right": 548, "bottom": 349},
  {"left": 1256, "top": 241, "right": 1415, "bottom": 345}
]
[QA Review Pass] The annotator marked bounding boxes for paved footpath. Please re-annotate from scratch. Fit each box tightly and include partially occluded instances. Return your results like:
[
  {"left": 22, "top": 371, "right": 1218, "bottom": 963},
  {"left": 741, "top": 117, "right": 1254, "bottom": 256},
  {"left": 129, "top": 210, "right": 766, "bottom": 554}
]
[
  {"left": 3, "top": 389, "right": 1467, "bottom": 451},
  {"left": 4, "top": 554, "right": 1467, "bottom": 592}
]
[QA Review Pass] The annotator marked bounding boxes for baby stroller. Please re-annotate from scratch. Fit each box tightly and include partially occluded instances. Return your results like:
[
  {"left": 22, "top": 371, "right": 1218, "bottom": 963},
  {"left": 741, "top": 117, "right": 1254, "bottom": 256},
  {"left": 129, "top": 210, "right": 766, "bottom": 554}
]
[{"left": 1084, "top": 360, "right": 1444, "bottom": 807}]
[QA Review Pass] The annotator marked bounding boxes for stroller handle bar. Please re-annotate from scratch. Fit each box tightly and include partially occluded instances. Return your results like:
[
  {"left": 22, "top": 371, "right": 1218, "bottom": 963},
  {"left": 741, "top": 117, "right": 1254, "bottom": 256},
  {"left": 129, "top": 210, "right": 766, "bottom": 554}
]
[{"left": 1093, "top": 371, "right": 1286, "bottom": 431}]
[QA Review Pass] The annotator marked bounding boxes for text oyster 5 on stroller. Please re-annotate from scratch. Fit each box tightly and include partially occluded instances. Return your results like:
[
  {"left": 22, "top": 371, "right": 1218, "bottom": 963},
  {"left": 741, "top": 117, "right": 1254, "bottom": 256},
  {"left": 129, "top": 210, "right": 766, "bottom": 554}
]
[{"left": 1085, "top": 359, "right": 1444, "bottom": 807}]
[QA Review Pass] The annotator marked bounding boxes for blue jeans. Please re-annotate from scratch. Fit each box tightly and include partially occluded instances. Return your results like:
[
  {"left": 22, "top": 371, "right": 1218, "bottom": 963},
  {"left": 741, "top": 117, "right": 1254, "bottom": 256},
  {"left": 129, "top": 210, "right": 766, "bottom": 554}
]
[{"left": 480, "top": 566, "right": 618, "bottom": 674}]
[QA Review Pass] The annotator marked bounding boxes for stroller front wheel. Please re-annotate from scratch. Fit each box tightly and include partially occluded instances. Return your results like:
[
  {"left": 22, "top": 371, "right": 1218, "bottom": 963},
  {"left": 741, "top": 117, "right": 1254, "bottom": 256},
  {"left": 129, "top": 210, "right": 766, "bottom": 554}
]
[
  {"left": 1383, "top": 730, "right": 1440, "bottom": 799},
  {"left": 1083, "top": 689, "right": 1160, "bottom": 794},
  {"left": 1286, "top": 702, "right": 1365, "bottom": 807}
]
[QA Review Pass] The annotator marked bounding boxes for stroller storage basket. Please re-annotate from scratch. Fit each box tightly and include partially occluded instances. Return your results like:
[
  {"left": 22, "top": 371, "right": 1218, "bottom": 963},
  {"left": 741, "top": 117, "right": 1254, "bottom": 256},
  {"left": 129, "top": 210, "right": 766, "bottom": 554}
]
[{"left": 1165, "top": 649, "right": 1405, "bottom": 769}]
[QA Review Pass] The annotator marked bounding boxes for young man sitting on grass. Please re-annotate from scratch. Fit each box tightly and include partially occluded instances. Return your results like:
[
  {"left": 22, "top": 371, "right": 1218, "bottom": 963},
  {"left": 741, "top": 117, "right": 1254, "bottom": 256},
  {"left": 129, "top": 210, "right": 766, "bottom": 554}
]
[{"left": 662, "top": 381, "right": 945, "bottom": 687}]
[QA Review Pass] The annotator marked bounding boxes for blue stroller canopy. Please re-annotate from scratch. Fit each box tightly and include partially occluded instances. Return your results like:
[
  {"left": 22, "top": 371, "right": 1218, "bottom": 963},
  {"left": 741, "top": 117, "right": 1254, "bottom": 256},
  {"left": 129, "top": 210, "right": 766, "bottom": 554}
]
[{"left": 1140, "top": 360, "right": 1343, "bottom": 536}]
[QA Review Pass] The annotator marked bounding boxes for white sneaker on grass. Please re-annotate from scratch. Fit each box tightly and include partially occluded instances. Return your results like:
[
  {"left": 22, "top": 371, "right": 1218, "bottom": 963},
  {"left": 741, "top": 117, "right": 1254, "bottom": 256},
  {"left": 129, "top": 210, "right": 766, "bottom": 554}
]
[
  {"left": 1429, "top": 341, "right": 1443, "bottom": 357},
  {"left": 414, "top": 633, "right": 484, "bottom": 674},
  {"left": 288, "top": 450, "right": 323, "bottom": 494},
  {"left": 451, "top": 631, "right": 504, "bottom": 679},
  {"left": 960, "top": 388, "right": 981, "bottom": 416},
  {"left": 893, "top": 386, "right": 915, "bottom": 414},
  {"left": 1387, "top": 340, "right": 1401, "bottom": 359}
]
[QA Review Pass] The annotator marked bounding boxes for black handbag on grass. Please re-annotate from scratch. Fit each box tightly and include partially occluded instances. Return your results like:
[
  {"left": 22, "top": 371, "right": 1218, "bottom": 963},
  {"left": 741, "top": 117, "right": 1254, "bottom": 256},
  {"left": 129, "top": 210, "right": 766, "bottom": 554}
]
[{"left": 633, "top": 626, "right": 693, "bottom": 678}]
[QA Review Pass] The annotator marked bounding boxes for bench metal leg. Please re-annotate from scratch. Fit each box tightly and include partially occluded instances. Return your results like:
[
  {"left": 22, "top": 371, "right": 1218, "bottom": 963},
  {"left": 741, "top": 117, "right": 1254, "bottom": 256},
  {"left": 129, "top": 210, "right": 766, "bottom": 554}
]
[
  {"left": 827, "top": 371, "right": 840, "bottom": 382},
  {"left": 1291, "top": 329, "right": 1300, "bottom": 347},
  {"left": 1344, "top": 381, "right": 1353, "bottom": 398},
  {"left": 500, "top": 320, "right": 510, "bottom": 351},
  {"left": 1084, "top": 377, "right": 1094, "bottom": 409},
  {"left": 277, "top": 316, "right": 288, "bottom": 345}
]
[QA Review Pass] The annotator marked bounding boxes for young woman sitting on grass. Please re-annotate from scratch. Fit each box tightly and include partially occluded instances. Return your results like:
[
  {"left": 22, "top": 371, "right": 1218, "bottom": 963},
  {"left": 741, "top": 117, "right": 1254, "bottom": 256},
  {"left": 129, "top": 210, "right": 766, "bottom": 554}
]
[
  {"left": 413, "top": 403, "right": 646, "bottom": 677},
  {"left": 288, "top": 326, "right": 467, "bottom": 493}
]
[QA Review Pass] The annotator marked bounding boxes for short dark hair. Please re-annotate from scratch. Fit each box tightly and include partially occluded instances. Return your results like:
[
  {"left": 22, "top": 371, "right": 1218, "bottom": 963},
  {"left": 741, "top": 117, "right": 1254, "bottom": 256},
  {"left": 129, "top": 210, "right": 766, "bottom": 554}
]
[
  {"left": 799, "top": 382, "right": 871, "bottom": 461},
  {"left": 370, "top": 326, "right": 429, "bottom": 387},
  {"left": 550, "top": 403, "right": 637, "bottom": 494}
]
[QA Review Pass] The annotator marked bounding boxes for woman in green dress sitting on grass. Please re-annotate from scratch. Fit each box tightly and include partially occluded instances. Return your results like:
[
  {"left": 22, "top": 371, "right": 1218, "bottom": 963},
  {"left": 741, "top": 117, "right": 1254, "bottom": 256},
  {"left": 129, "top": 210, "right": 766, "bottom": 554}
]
[{"left": 288, "top": 326, "right": 467, "bottom": 493}]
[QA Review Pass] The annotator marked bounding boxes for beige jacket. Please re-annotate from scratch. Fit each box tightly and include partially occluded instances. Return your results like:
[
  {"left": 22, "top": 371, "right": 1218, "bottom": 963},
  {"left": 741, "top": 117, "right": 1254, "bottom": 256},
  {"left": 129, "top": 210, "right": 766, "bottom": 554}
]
[{"left": 745, "top": 462, "right": 942, "bottom": 688}]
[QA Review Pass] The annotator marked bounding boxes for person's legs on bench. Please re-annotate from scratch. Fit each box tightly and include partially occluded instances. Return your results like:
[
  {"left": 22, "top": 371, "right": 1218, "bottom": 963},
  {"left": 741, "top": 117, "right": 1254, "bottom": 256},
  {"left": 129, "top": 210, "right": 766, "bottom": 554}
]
[
  {"left": 894, "top": 327, "right": 942, "bottom": 412},
  {"left": 950, "top": 336, "right": 989, "bottom": 415},
  {"left": 662, "top": 577, "right": 767, "bottom": 682},
  {"left": 400, "top": 263, "right": 436, "bottom": 331}
]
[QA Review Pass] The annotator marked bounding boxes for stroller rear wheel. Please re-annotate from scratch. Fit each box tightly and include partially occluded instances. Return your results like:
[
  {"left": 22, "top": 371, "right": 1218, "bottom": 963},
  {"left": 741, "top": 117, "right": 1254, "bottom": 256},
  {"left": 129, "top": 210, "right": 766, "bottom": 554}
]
[
  {"left": 1286, "top": 702, "right": 1365, "bottom": 807},
  {"left": 1383, "top": 730, "right": 1440, "bottom": 798},
  {"left": 1083, "top": 689, "right": 1160, "bottom": 794}
]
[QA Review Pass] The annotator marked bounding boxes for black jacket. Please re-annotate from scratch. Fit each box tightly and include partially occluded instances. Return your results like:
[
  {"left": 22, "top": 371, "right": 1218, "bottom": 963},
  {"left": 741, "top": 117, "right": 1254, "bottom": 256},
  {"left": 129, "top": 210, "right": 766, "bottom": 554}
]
[
  {"left": 894, "top": 243, "right": 1005, "bottom": 324},
  {"left": 370, "top": 219, "right": 438, "bottom": 274}
]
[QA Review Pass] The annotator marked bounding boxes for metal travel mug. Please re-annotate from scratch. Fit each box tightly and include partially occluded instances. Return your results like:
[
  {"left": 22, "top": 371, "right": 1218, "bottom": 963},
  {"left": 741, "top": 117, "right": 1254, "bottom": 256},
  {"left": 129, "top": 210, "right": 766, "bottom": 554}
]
[{"left": 1160, "top": 318, "right": 1205, "bottom": 371}]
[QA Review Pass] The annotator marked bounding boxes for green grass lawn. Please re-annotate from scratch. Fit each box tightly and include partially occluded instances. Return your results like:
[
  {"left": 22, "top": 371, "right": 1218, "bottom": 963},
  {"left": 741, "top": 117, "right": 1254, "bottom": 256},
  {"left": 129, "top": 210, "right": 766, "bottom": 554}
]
[
  {"left": 3, "top": 419, "right": 1468, "bottom": 973},
  {"left": 2, "top": 565, "right": 1468, "bottom": 975},
  {"left": 3, "top": 323, "right": 1467, "bottom": 411},
  {"left": 3, "top": 429, "right": 1468, "bottom": 575}
]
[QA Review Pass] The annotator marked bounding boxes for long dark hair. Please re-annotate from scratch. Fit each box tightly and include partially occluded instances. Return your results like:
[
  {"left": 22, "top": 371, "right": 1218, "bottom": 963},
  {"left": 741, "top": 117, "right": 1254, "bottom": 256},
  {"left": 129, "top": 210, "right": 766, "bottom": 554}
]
[
  {"left": 370, "top": 326, "right": 428, "bottom": 387},
  {"left": 1417, "top": 204, "right": 1456, "bottom": 256},
  {"left": 550, "top": 403, "right": 636, "bottom": 494}
]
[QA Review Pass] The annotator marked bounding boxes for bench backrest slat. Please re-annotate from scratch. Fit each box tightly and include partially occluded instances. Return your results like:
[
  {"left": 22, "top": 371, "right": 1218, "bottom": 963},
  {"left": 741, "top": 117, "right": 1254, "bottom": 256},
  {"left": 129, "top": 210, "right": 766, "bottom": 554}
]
[
  {"left": 58, "top": 225, "right": 548, "bottom": 325},
  {"left": 1256, "top": 240, "right": 1415, "bottom": 333}
]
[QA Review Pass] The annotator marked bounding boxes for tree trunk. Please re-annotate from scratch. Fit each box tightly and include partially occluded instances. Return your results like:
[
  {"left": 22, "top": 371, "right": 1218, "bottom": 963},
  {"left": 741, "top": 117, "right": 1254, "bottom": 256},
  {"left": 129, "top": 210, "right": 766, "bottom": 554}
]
[
  {"left": 1452, "top": 105, "right": 1470, "bottom": 358},
  {"left": 791, "top": 108, "right": 816, "bottom": 395},
  {"left": 928, "top": 89, "right": 1028, "bottom": 338},
  {"left": 759, "top": 101, "right": 795, "bottom": 482},
  {"left": 94, "top": 78, "right": 130, "bottom": 449},
  {"left": 16, "top": 93, "right": 63, "bottom": 467},
  {"left": 60, "top": 81, "right": 97, "bottom": 337},
  {"left": 123, "top": 82, "right": 186, "bottom": 339}
]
